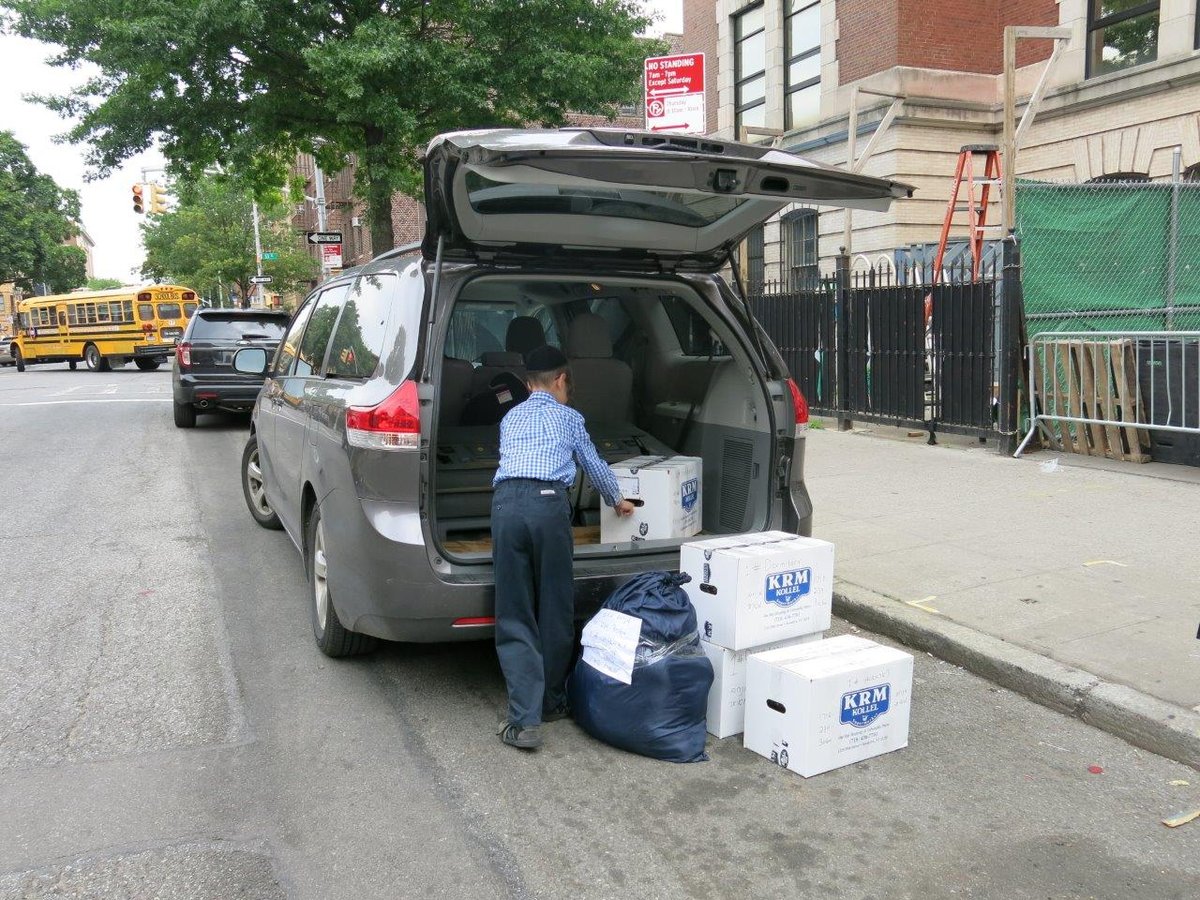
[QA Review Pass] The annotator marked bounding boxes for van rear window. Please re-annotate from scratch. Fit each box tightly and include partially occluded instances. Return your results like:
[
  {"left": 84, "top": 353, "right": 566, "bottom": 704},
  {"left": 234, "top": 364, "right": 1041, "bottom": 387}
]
[{"left": 190, "top": 316, "right": 287, "bottom": 341}]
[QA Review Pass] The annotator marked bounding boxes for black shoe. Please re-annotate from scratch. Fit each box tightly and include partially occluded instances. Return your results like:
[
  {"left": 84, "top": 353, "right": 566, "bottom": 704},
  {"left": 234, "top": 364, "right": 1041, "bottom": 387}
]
[
  {"left": 497, "top": 722, "right": 543, "bottom": 749},
  {"left": 542, "top": 707, "right": 570, "bottom": 722}
]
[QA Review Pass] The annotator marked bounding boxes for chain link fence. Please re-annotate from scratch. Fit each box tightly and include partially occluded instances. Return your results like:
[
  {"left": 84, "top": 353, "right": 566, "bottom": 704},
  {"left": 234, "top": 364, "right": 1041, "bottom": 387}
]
[{"left": 1016, "top": 180, "right": 1200, "bottom": 335}]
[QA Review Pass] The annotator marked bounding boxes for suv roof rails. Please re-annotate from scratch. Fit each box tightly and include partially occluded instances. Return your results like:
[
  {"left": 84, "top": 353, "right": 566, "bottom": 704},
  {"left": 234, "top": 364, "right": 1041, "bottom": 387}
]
[{"left": 374, "top": 242, "right": 423, "bottom": 263}]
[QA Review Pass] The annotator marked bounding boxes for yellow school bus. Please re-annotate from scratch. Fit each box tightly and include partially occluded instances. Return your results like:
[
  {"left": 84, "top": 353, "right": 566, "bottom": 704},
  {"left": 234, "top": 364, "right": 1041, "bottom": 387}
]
[{"left": 10, "top": 285, "right": 199, "bottom": 372}]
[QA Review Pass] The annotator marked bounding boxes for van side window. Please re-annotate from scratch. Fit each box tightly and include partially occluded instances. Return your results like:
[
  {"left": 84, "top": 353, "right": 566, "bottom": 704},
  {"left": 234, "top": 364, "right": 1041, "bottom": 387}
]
[
  {"left": 661, "top": 296, "right": 729, "bottom": 357},
  {"left": 295, "top": 284, "right": 350, "bottom": 377},
  {"left": 275, "top": 296, "right": 317, "bottom": 376},
  {"left": 325, "top": 275, "right": 395, "bottom": 380}
]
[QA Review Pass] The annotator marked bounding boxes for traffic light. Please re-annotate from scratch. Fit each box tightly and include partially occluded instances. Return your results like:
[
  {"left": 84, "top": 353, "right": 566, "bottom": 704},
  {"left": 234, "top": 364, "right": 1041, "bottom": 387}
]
[
  {"left": 149, "top": 183, "right": 171, "bottom": 215},
  {"left": 132, "top": 184, "right": 145, "bottom": 214}
]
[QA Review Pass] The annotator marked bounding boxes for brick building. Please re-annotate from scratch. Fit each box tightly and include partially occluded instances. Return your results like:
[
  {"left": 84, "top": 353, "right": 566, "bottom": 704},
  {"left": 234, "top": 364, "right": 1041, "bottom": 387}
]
[{"left": 693, "top": 0, "right": 1200, "bottom": 282}]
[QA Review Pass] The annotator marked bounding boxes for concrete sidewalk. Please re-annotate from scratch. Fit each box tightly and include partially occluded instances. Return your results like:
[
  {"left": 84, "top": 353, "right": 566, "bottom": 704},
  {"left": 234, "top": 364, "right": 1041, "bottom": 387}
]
[{"left": 807, "top": 424, "right": 1200, "bottom": 768}]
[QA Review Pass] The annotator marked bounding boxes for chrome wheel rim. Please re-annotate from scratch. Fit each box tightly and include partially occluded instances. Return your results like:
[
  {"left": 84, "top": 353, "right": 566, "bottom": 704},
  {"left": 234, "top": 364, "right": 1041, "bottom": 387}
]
[
  {"left": 245, "top": 449, "right": 272, "bottom": 517},
  {"left": 314, "top": 519, "right": 329, "bottom": 631}
]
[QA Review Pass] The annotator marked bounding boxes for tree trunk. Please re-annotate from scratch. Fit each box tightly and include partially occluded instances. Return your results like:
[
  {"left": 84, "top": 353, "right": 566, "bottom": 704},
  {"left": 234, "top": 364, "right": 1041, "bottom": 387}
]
[{"left": 363, "top": 126, "right": 395, "bottom": 256}]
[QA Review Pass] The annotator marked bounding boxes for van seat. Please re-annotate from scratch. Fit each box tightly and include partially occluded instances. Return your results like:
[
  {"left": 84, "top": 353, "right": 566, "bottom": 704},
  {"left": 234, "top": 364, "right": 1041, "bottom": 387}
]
[
  {"left": 471, "top": 350, "right": 527, "bottom": 396},
  {"left": 566, "top": 313, "right": 632, "bottom": 426},
  {"left": 440, "top": 355, "right": 475, "bottom": 425}
]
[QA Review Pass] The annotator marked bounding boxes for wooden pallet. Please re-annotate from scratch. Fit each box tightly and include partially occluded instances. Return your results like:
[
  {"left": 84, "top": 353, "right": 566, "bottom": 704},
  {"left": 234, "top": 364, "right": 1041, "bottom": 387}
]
[{"left": 1037, "top": 339, "right": 1149, "bottom": 462}]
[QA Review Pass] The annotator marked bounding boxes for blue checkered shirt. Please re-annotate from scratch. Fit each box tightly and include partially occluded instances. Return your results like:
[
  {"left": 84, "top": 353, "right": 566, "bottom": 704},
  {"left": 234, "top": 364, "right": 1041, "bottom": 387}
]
[{"left": 494, "top": 392, "right": 623, "bottom": 507}]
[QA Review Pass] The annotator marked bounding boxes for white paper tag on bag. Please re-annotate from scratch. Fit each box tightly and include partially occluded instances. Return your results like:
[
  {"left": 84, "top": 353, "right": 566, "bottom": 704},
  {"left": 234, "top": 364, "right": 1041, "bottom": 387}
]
[{"left": 580, "top": 609, "right": 642, "bottom": 685}]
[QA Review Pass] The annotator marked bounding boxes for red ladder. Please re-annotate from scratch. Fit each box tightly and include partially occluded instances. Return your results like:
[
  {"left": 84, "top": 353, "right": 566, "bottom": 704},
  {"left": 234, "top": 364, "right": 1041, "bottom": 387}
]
[{"left": 932, "top": 144, "right": 1002, "bottom": 283}]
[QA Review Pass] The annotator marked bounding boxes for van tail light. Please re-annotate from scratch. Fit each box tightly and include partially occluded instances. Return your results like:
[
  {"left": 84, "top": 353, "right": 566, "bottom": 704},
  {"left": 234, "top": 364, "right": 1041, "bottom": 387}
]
[
  {"left": 786, "top": 378, "right": 810, "bottom": 430},
  {"left": 346, "top": 380, "right": 420, "bottom": 450},
  {"left": 176, "top": 341, "right": 191, "bottom": 368}
]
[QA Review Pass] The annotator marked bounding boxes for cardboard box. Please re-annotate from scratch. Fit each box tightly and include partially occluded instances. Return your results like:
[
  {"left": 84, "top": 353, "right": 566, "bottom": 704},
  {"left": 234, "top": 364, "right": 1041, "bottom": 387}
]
[
  {"left": 743, "top": 635, "right": 914, "bottom": 777},
  {"left": 681, "top": 533, "right": 834, "bottom": 650},
  {"left": 600, "top": 455, "right": 702, "bottom": 543},
  {"left": 701, "top": 633, "right": 825, "bottom": 739}
]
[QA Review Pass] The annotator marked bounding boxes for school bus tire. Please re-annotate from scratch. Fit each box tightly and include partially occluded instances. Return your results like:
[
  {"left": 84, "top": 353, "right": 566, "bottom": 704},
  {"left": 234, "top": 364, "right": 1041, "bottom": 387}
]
[
  {"left": 84, "top": 343, "right": 105, "bottom": 371},
  {"left": 134, "top": 357, "right": 161, "bottom": 371},
  {"left": 13, "top": 346, "right": 24, "bottom": 372},
  {"left": 68, "top": 360, "right": 77, "bottom": 370}
]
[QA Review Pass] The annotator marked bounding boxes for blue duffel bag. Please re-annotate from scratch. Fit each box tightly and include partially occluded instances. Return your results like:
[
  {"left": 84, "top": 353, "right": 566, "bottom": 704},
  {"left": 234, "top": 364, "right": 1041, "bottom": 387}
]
[{"left": 568, "top": 571, "right": 714, "bottom": 763}]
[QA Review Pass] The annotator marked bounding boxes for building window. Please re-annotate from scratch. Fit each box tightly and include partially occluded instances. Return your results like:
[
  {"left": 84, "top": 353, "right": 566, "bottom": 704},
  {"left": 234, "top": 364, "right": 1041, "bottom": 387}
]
[
  {"left": 734, "top": 3, "right": 767, "bottom": 136},
  {"left": 745, "top": 225, "right": 766, "bottom": 292},
  {"left": 783, "top": 209, "right": 819, "bottom": 288},
  {"left": 784, "top": 0, "right": 821, "bottom": 129},
  {"left": 1087, "top": 1, "right": 1159, "bottom": 78}
]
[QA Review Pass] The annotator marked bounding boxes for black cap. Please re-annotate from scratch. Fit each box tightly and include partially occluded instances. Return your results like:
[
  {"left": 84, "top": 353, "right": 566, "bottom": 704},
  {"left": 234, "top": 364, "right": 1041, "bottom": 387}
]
[{"left": 525, "top": 344, "right": 568, "bottom": 373}]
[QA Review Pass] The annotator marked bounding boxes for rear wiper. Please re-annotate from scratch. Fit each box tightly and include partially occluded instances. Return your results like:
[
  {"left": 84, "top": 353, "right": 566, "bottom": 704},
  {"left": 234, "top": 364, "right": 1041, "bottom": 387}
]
[{"left": 240, "top": 332, "right": 271, "bottom": 341}]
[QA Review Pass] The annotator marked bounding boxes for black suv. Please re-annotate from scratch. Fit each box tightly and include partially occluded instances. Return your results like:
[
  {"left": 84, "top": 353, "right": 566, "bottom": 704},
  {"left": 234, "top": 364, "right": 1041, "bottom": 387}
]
[{"left": 172, "top": 308, "right": 290, "bottom": 427}]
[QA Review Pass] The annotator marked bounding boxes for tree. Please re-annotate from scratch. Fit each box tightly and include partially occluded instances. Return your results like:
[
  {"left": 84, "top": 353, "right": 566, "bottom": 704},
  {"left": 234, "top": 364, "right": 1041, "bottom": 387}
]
[
  {"left": 9, "top": 1, "right": 663, "bottom": 254},
  {"left": 0, "top": 130, "right": 86, "bottom": 293},
  {"left": 86, "top": 277, "right": 124, "bottom": 290},
  {"left": 140, "top": 175, "right": 317, "bottom": 305}
]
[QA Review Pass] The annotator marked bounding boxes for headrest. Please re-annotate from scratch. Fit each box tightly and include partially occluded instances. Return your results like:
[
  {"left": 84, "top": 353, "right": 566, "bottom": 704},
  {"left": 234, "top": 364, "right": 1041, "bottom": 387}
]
[
  {"left": 479, "top": 351, "right": 525, "bottom": 368},
  {"left": 565, "top": 313, "right": 613, "bottom": 360},
  {"left": 505, "top": 316, "right": 547, "bottom": 356}
]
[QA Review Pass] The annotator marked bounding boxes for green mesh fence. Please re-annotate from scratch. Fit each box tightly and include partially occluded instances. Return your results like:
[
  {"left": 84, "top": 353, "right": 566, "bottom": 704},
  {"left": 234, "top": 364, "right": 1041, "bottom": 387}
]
[{"left": 1016, "top": 180, "right": 1200, "bottom": 335}]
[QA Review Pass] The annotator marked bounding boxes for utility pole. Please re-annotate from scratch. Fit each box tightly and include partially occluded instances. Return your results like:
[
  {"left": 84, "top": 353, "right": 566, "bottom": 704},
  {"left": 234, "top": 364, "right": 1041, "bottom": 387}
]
[
  {"left": 314, "top": 160, "right": 328, "bottom": 233},
  {"left": 251, "top": 200, "right": 264, "bottom": 309}
]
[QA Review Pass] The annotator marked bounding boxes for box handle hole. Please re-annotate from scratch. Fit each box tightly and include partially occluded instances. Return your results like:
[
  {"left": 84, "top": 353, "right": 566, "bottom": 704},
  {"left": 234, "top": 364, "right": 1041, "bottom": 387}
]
[{"left": 766, "top": 699, "right": 787, "bottom": 713}]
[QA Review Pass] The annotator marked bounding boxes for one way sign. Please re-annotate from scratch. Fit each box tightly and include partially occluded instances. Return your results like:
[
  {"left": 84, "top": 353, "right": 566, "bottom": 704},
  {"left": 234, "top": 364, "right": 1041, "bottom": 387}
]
[{"left": 307, "top": 231, "right": 343, "bottom": 245}]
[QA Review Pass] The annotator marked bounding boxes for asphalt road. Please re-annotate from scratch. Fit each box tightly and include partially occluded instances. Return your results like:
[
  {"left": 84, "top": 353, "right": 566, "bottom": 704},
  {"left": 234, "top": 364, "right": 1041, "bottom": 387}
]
[{"left": 1, "top": 365, "right": 1198, "bottom": 899}]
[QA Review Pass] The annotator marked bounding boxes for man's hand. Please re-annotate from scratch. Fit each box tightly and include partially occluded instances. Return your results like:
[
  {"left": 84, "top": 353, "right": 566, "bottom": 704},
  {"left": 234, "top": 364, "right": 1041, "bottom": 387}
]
[{"left": 614, "top": 499, "right": 636, "bottom": 517}]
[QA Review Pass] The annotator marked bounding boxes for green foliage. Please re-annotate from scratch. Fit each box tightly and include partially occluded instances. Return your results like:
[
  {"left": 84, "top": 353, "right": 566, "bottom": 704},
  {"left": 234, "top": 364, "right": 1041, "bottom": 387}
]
[
  {"left": 140, "top": 174, "right": 316, "bottom": 302},
  {"left": 9, "top": 0, "right": 664, "bottom": 251},
  {"left": 0, "top": 130, "right": 87, "bottom": 293},
  {"left": 86, "top": 277, "right": 124, "bottom": 290}
]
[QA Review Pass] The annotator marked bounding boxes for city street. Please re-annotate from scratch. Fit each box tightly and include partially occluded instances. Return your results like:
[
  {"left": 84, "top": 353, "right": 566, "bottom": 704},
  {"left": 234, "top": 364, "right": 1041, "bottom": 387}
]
[{"left": 1, "top": 366, "right": 1198, "bottom": 899}]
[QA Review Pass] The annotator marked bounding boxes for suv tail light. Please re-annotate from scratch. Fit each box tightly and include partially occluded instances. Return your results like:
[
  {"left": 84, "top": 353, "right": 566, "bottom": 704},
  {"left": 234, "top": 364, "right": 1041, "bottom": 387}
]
[
  {"left": 786, "top": 378, "right": 809, "bottom": 429},
  {"left": 346, "top": 380, "right": 420, "bottom": 450},
  {"left": 176, "top": 341, "right": 191, "bottom": 368}
]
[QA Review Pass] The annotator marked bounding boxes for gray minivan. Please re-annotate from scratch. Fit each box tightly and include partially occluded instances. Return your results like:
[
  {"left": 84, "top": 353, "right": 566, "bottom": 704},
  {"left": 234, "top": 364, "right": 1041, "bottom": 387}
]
[{"left": 236, "top": 128, "right": 909, "bottom": 657}]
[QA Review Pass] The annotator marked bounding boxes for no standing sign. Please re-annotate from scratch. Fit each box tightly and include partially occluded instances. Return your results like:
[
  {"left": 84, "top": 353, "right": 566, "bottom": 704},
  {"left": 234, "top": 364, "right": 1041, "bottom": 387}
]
[{"left": 644, "top": 53, "right": 706, "bottom": 134}]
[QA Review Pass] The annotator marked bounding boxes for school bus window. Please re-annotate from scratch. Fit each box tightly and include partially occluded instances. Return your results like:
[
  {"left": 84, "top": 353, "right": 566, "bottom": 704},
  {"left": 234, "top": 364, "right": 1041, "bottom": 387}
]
[
  {"left": 183, "top": 302, "right": 198, "bottom": 317},
  {"left": 138, "top": 303, "right": 154, "bottom": 321},
  {"left": 67, "top": 306, "right": 78, "bottom": 326},
  {"left": 123, "top": 301, "right": 134, "bottom": 321},
  {"left": 158, "top": 302, "right": 181, "bottom": 319},
  {"left": 58, "top": 311, "right": 67, "bottom": 327},
  {"left": 86, "top": 304, "right": 97, "bottom": 324},
  {"left": 97, "top": 304, "right": 110, "bottom": 323}
]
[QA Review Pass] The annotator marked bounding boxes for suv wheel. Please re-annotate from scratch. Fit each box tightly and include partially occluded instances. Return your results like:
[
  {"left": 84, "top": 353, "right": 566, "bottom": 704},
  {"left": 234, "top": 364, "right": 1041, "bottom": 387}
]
[
  {"left": 173, "top": 400, "right": 197, "bottom": 428},
  {"left": 307, "top": 504, "right": 377, "bottom": 657},
  {"left": 241, "top": 435, "right": 282, "bottom": 530}
]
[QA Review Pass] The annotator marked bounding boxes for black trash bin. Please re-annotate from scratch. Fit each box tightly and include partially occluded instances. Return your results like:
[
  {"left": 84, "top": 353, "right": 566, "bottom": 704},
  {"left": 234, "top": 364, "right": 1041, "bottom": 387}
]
[{"left": 1135, "top": 339, "right": 1200, "bottom": 467}]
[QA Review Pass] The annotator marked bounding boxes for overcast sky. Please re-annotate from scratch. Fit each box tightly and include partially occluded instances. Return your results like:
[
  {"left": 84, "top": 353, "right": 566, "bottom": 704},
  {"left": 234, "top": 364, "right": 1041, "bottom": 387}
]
[{"left": 0, "top": 1, "right": 682, "bottom": 284}]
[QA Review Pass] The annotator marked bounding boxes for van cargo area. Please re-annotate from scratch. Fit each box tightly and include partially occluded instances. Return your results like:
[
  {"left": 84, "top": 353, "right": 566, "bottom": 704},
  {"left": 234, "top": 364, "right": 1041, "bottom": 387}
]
[{"left": 431, "top": 274, "right": 781, "bottom": 560}]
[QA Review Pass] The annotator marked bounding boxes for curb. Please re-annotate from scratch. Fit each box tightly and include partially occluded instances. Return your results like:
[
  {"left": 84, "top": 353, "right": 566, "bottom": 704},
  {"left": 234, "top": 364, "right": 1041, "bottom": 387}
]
[{"left": 833, "top": 581, "right": 1200, "bottom": 772}]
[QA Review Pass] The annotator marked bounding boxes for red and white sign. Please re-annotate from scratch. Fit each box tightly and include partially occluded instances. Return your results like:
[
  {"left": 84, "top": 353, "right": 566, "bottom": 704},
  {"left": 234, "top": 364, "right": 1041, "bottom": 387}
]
[
  {"left": 321, "top": 243, "right": 343, "bottom": 270},
  {"left": 644, "top": 52, "right": 706, "bottom": 134}
]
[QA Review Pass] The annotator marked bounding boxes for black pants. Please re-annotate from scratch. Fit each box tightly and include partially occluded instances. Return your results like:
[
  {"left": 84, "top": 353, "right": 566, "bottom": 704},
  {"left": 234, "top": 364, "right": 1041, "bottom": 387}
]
[{"left": 492, "top": 478, "right": 575, "bottom": 727}]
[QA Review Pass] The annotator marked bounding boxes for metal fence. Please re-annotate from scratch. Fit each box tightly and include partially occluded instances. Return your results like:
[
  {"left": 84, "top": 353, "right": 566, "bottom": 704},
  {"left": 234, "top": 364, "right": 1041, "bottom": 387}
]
[
  {"left": 1016, "top": 179, "right": 1200, "bottom": 335},
  {"left": 1015, "top": 331, "right": 1200, "bottom": 464},
  {"left": 749, "top": 246, "right": 1023, "bottom": 443}
]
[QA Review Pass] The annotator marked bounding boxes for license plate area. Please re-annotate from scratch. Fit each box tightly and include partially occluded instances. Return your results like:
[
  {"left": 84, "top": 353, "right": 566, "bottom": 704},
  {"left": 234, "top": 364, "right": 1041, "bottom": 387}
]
[{"left": 161, "top": 327, "right": 183, "bottom": 342}]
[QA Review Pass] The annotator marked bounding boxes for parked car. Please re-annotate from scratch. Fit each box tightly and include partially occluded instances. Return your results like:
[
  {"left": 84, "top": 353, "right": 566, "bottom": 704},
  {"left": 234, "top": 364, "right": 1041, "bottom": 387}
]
[
  {"left": 0, "top": 339, "right": 13, "bottom": 366},
  {"left": 172, "top": 308, "right": 290, "bottom": 427},
  {"left": 234, "top": 127, "right": 910, "bottom": 657}
]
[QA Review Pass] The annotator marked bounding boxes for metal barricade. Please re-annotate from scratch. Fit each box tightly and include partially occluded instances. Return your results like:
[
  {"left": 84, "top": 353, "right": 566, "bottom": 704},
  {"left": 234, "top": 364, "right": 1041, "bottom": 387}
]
[{"left": 1014, "top": 331, "right": 1200, "bottom": 463}]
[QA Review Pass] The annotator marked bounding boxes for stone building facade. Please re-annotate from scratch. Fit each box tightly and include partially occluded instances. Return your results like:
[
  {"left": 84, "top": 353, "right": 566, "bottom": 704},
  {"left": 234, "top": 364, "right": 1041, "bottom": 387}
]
[{"left": 696, "top": 0, "right": 1200, "bottom": 283}]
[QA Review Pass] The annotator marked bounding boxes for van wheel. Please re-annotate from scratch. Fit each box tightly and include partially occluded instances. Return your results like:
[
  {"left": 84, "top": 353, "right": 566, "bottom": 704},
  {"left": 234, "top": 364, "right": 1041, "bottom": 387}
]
[
  {"left": 307, "top": 505, "right": 377, "bottom": 657},
  {"left": 84, "top": 344, "right": 104, "bottom": 371},
  {"left": 173, "top": 400, "right": 197, "bottom": 428},
  {"left": 13, "top": 347, "right": 25, "bottom": 372},
  {"left": 241, "top": 436, "right": 282, "bottom": 530},
  {"left": 134, "top": 357, "right": 160, "bottom": 371}
]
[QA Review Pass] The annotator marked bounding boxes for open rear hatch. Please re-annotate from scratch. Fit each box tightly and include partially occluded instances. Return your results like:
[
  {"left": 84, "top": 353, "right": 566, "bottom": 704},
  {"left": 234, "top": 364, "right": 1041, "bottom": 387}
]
[{"left": 422, "top": 128, "right": 912, "bottom": 269}]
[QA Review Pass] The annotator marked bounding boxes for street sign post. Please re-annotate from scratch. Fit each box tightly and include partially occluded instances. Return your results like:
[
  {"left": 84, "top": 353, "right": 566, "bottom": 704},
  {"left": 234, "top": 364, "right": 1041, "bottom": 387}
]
[
  {"left": 250, "top": 275, "right": 273, "bottom": 285},
  {"left": 307, "top": 231, "right": 343, "bottom": 245},
  {"left": 261, "top": 251, "right": 279, "bottom": 261},
  {"left": 644, "top": 53, "right": 706, "bottom": 135}
]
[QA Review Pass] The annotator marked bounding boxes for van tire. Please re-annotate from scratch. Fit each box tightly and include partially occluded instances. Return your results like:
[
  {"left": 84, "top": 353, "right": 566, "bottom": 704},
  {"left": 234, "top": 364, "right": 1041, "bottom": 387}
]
[
  {"left": 173, "top": 400, "right": 197, "bottom": 428},
  {"left": 13, "top": 347, "right": 25, "bottom": 372},
  {"left": 307, "top": 504, "right": 377, "bottom": 658},
  {"left": 84, "top": 344, "right": 104, "bottom": 371},
  {"left": 134, "top": 357, "right": 160, "bottom": 371},
  {"left": 241, "top": 436, "right": 282, "bottom": 530}
]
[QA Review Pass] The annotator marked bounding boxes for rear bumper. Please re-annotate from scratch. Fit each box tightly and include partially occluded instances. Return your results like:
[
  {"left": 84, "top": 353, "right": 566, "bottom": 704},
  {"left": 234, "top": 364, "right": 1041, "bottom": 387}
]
[
  {"left": 134, "top": 344, "right": 173, "bottom": 359},
  {"left": 174, "top": 374, "right": 265, "bottom": 407}
]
